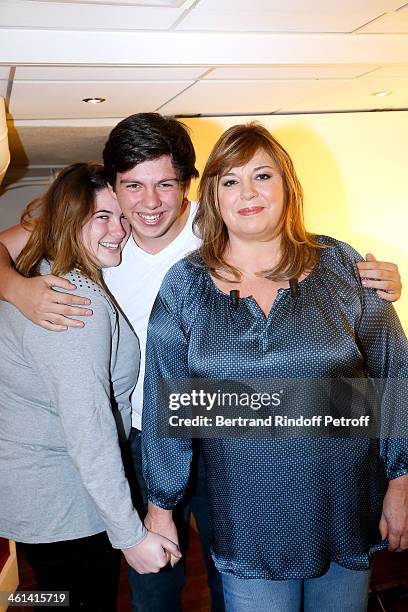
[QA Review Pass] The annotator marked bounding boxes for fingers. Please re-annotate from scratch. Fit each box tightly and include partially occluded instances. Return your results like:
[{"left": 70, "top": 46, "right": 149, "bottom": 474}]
[
  {"left": 379, "top": 513, "right": 388, "bottom": 541},
  {"left": 360, "top": 278, "right": 400, "bottom": 291},
  {"left": 39, "top": 321, "right": 69, "bottom": 332},
  {"left": 155, "top": 545, "right": 171, "bottom": 570},
  {"left": 358, "top": 262, "right": 398, "bottom": 273},
  {"left": 41, "top": 317, "right": 86, "bottom": 330},
  {"left": 53, "top": 293, "right": 92, "bottom": 308},
  {"left": 34, "top": 310, "right": 91, "bottom": 330},
  {"left": 360, "top": 253, "right": 398, "bottom": 271},
  {"left": 44, "top": 275, "right": 78, "bottom": 290},
  {"left": 37, "top": 294, "right": 93, "bottom": 330},
  {"left": 43, "top": 275, "right": 93, "bottom": 307},
  {"left": 359, "top": 278, "right": 401, "bottom": 302},
  {"left": 358, "top": 267, "right": 399, "bottom": 280},
  {"left": 48, "top": 304, "right": 93, "bottom": 317},
  {"left": 380, "top": 516, "right": 408, "bottom": 552},
  {"left": 161, "top": 537, "right": 182, "bottom": 559},
  {"left": 375, "top": 289, "right": 401, "bottom": 302},
  {"left": 169, "top": 553, "right": 181, "bottom": 567},
  {"left": 396, "top": 532, "right": 408, "bottom": 552},
  {"left": 387, "top": 526, "right": 402, "bottom": 552},
  {"left": 357, "top": 256, "right": 402, "bottom": 302}
]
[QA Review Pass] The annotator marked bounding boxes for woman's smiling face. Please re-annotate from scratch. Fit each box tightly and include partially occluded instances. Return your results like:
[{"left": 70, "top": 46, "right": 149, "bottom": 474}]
[
  {"left": 81, "top": 188, "right": 130, "bottom": 268},
  {"left": 217, "top": 149, "right": 285, "bottom": 243}
]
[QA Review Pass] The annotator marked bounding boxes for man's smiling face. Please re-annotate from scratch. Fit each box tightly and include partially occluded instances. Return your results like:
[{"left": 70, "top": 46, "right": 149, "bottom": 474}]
[{"left": 111, "top": 155, "right": 190, "bottom": 254}]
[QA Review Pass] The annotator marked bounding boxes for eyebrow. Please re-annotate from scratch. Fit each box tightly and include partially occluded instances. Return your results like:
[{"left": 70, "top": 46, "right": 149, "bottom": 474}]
[
  {"left": 221, "top": 165, "right": 274, "bottom": 177},
  {"left": 119, "top": 177, "right": 179, "bottom": 184},
  {"left": 94, "top": 209, "right": 113, "bottom": 214}
]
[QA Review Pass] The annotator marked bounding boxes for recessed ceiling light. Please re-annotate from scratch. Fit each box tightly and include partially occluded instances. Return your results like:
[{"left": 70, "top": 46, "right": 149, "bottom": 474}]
[
  {"left": 82, "top": 97, "right": 106, "bottom": 104},
  {"left": 371, "top": 90, "right": 392, "bottom": 97}
]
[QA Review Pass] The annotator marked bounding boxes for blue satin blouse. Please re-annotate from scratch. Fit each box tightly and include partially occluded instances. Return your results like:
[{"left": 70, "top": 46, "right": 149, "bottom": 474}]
[{"left": 142, "top": 236, "right": 408, "bottom": 579}]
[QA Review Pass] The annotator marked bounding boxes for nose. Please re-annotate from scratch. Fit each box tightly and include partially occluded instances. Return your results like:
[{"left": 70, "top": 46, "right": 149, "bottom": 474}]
[
  {"left": 143, "top": 186, "right": 162, "bottom": 210},
  {"left": 240, "top": 180, "right": 257, "bottom": 201},
  {"left": 110, "top": 217, "right": 128, "bottom": 240}
]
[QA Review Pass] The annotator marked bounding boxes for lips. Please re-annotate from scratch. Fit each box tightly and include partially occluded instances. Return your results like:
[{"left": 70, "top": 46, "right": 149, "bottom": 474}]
[
  {"left": 137, "top": 212, "right": 164, "bottom": 225},
  {"left": 238, "top": 206, "right": 264, "bottom": 216},
  {"left": 99, "top": 242, "right": 121, "bottom": 250}
]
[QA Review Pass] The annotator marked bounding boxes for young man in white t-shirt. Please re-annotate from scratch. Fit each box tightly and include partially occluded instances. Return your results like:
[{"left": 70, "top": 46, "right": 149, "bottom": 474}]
[
  {"left": 0, "top": 113, "right": 403, "bottom": 612},
  {"left": 100, "top": 114, "right": 224, "bottom": 612}
]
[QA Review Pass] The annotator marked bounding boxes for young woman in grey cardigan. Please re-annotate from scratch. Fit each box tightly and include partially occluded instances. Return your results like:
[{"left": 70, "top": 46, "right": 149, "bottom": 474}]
[{"left": 0, "top": 164, "right": 179, "bottom": 610}]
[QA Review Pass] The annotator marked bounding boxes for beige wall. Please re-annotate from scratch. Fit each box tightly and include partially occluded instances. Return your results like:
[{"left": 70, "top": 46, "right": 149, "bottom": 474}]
[{"left": 183, "top": 111, "right": 408, "bottom": 332}]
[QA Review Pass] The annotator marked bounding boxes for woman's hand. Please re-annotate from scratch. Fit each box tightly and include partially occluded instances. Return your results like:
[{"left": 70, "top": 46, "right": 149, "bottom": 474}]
[
  {"left": 145, "top": 502, "right": 181, "bottom": 567},
  {"left": 357, "top": 253, "right": 402, "bottom": 302},
  {"left": 7, "top": 273, "right": 93, "bottom": 331},
  {"left": 380, "top": 474, "right": 408, "bottom": 551},
  {"left": 122, "top": 531, "right": 181, "bottom": 574}
]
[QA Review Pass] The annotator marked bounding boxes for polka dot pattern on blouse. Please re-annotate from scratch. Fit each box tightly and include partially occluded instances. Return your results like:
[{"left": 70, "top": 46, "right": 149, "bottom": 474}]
[{"left": 142, "top": 236, "right": 408, "bottom": 580}]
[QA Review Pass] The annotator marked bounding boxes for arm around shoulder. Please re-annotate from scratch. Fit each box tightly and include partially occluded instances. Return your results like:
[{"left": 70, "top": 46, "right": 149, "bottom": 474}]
[{"left": 0, "top": 225, "right": 94, "bottom": 329}]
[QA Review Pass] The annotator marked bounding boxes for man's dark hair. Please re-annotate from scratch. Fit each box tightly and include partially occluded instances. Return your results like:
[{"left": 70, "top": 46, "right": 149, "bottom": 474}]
[{"left": 103, "top": 112, "right": 199, "bottom": 188}]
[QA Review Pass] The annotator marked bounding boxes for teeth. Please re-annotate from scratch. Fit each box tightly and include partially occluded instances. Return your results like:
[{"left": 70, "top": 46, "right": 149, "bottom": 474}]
[
  {"left": 99, "top": 242, "right": 120, "bottom": 249},
  {"left": 138, "top": 213, "right": 162, "bottom": 222}
]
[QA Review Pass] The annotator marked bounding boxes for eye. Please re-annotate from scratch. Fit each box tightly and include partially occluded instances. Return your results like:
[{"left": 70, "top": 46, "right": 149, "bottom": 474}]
[
  {"left": 220, "top": 179, "right": 238, "bottom": 188},
  {"left": 126, "top": 183, "right": 141, "bottom": 190},
  {"left": 158, "top": 181, "right": 178, "bottom": 190},
  {"left": 255, "top": 173, "right": 271, "bottom": 181},
  {"left": 96, "top": 214, "right": 110, "bottom": 220}
]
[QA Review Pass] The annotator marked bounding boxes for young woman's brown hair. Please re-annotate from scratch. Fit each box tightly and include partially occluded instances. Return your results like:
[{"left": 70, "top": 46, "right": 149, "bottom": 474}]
[
  {"left": 16, "top": 163, "right": 108, "bottom": 286},
  {"left": 194, "top": 122, "right": 322, "bottom": 281}
]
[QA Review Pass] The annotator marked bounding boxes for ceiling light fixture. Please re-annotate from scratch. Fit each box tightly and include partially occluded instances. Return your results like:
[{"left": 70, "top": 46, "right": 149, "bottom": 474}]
[
  {"left": 371, "top": 90, "right": 392, "bottom": 97},
  {"left": 82, "top": 97, "right": 106, "bottom": 104}
]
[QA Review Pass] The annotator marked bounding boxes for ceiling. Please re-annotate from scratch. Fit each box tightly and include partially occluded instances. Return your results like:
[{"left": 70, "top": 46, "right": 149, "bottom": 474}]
[{"left": 0, "top": 0, "right": 407, "bottom": 173}]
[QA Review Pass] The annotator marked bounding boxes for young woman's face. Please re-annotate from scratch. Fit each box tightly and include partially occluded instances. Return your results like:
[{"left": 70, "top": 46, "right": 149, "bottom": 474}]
[
  {"left": 217, "top": 149, "right": 285, "bottom": 243},
  {"left": 81, "top": 188, "right": 130, "bottom": 268}
]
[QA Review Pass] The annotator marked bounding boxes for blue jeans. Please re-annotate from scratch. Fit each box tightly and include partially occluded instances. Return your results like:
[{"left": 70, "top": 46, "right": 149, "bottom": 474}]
[
  {"left": 127, "top": 429, "right": 225, "bottom": 612},
  {"left": 221, "top": 562, "right": 371, "bottom": 612}
]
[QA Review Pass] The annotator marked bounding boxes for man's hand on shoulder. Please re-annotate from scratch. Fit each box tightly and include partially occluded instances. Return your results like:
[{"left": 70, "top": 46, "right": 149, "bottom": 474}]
[
  {"left": 8, "top": 273, "right": 93, "bottom": 331},
  {"left": 357, "top": 253, "right": 402, "bottom": 302},
  {"left": 0, "top": 224, "right": 93, "bottom": 330}
]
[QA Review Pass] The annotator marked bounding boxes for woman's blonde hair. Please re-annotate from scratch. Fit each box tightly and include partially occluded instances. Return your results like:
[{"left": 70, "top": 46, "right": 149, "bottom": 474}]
[
  {"left": 16, "top": 162, "right": 108, "bottom": 286},
  {"left": 194, "top": 122, "right": 322, "bottom": 281}
]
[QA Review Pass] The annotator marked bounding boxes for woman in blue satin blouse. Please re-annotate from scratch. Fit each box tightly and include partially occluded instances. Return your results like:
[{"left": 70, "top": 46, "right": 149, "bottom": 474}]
[{"left": 141, "top": 122, "right": 408, "bottom": 612}]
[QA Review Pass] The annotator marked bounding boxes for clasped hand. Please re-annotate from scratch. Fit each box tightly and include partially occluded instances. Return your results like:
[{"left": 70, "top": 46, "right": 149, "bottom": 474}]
[
  {"left": 122, "top": 527, "right": 181, "bottom": 574},
  {"left": 380, "top": 474, "right": 408, "bottom": 552}
]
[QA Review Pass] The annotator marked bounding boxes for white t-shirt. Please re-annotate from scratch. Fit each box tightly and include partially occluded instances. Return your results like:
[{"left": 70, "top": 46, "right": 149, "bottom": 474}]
[{"left": 103, "top": 202, "right": 200, "bottom": 429}]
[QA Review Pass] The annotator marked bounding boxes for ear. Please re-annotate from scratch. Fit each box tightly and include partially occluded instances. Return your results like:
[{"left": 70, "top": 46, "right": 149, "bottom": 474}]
[{"left": 182, "top": 180, "right": 191, "bottom": 200}]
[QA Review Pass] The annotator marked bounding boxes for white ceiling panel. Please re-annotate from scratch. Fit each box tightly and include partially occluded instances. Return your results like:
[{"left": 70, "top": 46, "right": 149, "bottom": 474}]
[
  {"left": 0, "top": 0, "right": 184, "bottom": 30},
  {"left": 204, "top": 65, "right": 378, "bottom": 80},
  {"left": 369, "top": 64, "right": 408, "bottom": 77},
  {"left": 158, "top": 79, "right": 346, "bottom": 115},
  {"left": 176, "top": 10, "right": 390, "bottom": 33},
  {"left": 15, "top": 66, "right": 209, "bottom": 81},
  {"left": 8, "top": 81, "right": 193, "bottom": 120},
  {"left": 0, "top": 82, "right": 9, "bottom": 97},
  {"left": 284, "top": 77, "right": 408, "bottom": 112},
  {"left": 177, "top": 0, "right": 407, "bottom": 32},
  {"left": 357, "top": 10, "right": 408, "bottom": 33},
  {"left": 193, "top": 0, "right": 405, "bottom": 9},
  {"left": 33, "top": 1, "right": 190, "bottom": 5}
]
